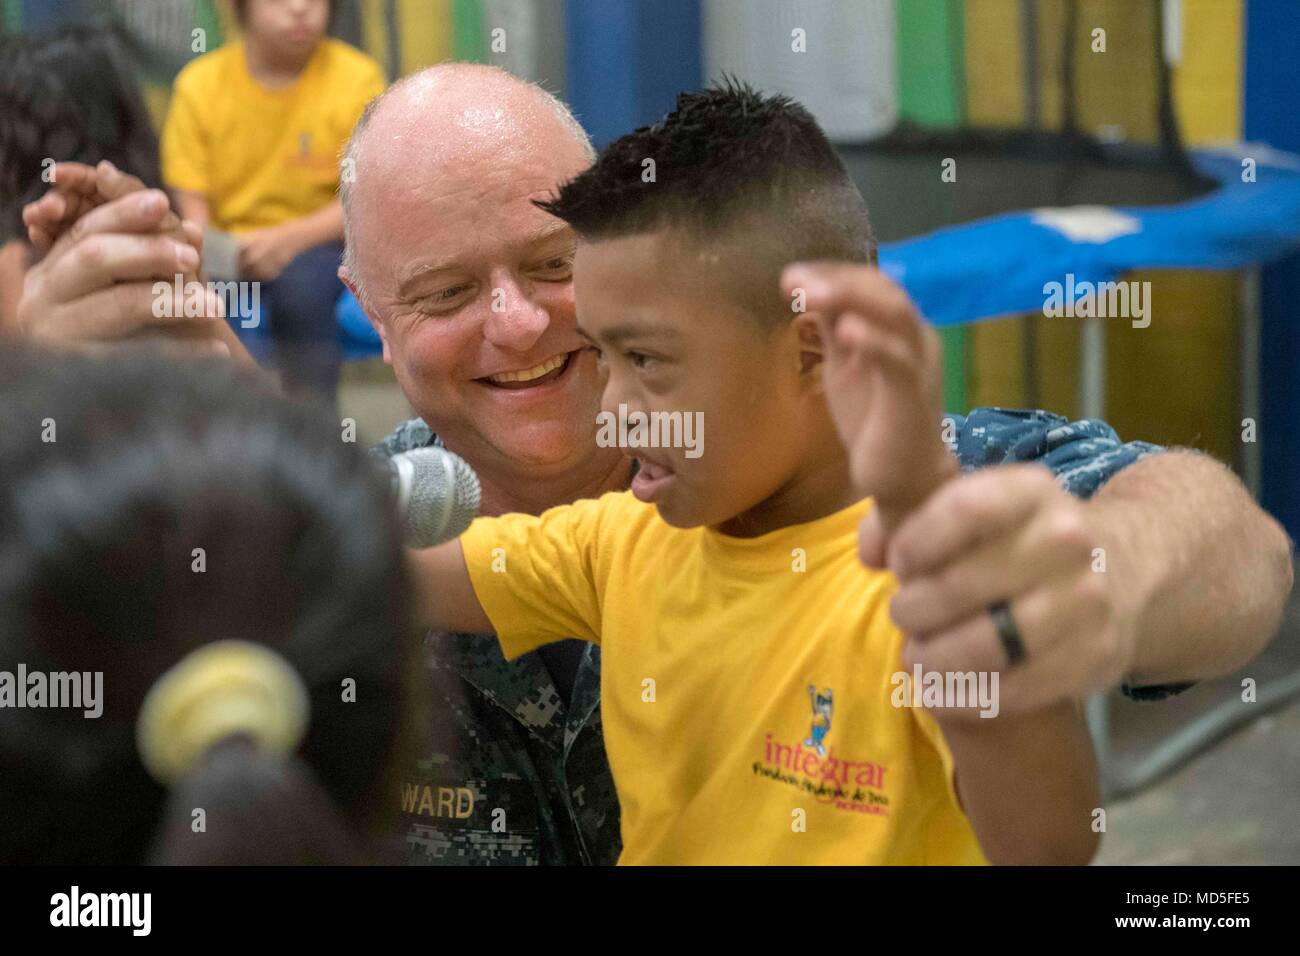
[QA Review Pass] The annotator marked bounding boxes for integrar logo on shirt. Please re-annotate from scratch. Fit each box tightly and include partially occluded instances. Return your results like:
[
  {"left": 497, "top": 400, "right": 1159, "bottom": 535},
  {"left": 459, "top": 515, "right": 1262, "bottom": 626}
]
[{"left": 753, "top": 684, "right": 891, "bottom": 816}]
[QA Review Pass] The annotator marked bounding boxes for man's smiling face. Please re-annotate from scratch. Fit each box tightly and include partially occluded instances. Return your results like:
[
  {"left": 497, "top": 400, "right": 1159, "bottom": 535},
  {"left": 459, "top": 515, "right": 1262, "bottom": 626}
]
[{"left": 345, "top": 75, "right": 608, "bottom": 480}]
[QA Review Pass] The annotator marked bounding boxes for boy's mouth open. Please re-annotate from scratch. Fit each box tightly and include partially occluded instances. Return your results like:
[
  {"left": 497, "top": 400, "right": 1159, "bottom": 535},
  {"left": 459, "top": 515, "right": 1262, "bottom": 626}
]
[
  {"left": 631, "top": 455, "right": 676, "bottom": 503},
  {"left": 476, "top": 350, "right": 579, "bottom": 391}
]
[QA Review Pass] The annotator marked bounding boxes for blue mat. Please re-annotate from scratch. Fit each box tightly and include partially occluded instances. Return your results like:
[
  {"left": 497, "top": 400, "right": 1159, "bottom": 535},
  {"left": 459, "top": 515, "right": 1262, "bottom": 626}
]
[{"left": 879, "top": 148, "right": 1300, "bottom": 327}]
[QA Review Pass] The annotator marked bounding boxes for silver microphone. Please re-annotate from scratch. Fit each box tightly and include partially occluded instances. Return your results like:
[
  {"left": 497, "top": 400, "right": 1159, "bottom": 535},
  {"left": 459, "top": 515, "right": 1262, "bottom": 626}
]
[{"left": 385, "top": 447, "right": 481, "bottom": 547}]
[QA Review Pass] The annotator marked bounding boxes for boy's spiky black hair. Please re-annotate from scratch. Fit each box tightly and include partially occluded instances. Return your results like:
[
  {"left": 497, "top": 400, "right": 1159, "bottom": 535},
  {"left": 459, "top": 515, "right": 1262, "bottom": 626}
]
[{"left": 536, "top": 79, "right": 875, "bottom": 321}]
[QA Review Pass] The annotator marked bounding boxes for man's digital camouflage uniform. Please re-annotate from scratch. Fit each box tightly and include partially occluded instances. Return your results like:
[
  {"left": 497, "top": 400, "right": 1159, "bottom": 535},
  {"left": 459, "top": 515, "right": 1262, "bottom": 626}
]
[{"left": 375, "top": 406, "right": 1189, "bottom": 865}]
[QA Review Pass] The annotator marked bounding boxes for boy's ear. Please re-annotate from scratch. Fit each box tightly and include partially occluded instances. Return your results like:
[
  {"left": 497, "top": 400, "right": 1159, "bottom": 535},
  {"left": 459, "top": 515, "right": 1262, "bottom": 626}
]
[{"left": 793, "top": 310, "right": 826, "bottom": 384}]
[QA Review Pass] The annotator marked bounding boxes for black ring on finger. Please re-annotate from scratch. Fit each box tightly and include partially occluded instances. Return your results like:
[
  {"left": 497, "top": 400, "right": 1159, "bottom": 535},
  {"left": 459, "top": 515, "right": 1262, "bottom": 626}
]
[{"left": 988, "top": 599, "right": 1027, "bottom": 668}]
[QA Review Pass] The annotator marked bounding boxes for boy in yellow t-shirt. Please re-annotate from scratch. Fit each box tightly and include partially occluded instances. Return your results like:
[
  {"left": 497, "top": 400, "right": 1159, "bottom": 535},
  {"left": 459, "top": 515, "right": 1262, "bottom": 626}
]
[
  {"left": 412, "top": 85, "right": 1102, "bottom": 865},
  {"left": 161, "top": 0, "right": 385, "bottom": 398}
]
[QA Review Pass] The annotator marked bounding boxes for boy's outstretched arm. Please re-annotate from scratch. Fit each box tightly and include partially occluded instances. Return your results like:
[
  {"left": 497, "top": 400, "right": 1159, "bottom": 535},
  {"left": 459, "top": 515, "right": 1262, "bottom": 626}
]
[
  {"left": 934, "top": 703, "right": 1101, "bottom": 865},
  {"left": 780, "top": 262, "right": 956, "bottom": 544},
  {"left": 783, "top": 261, "right": 1102, "bottom": 865},
  {"left": 407, "top": 540, "right": 496, "bottom": 635}
]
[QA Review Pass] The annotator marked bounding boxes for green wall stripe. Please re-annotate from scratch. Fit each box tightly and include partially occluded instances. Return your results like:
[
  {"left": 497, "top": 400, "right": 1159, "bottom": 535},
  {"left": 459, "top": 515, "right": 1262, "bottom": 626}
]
[
  {"left": 452, "top": 0, "right": 487, "bottom": 62},
  {"left": 895, "top": 0, "right": 968, "bottom": 413}
]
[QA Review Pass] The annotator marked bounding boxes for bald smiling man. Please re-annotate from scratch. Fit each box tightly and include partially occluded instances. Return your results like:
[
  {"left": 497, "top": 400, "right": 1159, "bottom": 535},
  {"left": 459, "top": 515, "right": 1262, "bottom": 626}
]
[{"left": 14, "top": 64, "right": 1293, "bottom": 865}]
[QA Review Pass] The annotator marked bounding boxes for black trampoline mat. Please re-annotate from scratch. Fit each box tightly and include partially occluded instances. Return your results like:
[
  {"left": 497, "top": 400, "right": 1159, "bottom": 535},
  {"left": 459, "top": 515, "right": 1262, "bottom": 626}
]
[{"left": 838, "top": 133, "right": 1218, "bottom": 243}]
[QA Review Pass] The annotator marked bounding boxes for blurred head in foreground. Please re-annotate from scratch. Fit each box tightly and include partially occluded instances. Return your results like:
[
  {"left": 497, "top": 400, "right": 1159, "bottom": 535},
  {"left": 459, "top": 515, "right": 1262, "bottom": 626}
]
[
  {"left": 0, "top": 20, "right": 161, "bottom": 245},
  {"left": 0, "top": 348, "right": 416, "bottom": 864},
  {"left": 538, "top": 80, "right": 877, "bottom": 529},
  {"left": 0, "top": 21, "right": 162, "bottom": 328}
]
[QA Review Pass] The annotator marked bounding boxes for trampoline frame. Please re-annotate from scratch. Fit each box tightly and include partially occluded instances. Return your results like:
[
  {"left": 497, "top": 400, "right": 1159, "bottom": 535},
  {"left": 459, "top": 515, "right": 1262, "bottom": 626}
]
[{"left": 1083, "top": 265, "right": 1300, "bottom": 799}]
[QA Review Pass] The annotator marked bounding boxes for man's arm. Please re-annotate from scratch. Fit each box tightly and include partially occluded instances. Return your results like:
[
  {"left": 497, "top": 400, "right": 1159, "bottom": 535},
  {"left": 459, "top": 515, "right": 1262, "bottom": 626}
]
[
  {"left": 935, "top": 702, "right": 1101, "bottom": 865},
  {"left": 407, "top": 539, "right": 495, "bottom": 635},
  {"left": 937, "top": 407, "right": 1293, "bottom": 690},
  {"left": 787, "top": 260, "right": 1290, "bottom": 706},
  {"left": 878, "top": 421, "right": 1294, "bottom": 714},
  {"left": 1089, "top": 449, "right": 1293, "bottom": 686}
]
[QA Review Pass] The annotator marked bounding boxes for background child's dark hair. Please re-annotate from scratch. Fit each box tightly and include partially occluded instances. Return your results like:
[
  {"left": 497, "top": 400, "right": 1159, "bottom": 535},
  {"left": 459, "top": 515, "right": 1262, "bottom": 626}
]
[
  {"left": 536, "top": 79, "right": 876, "bottom": 323},
  {"left": 0, "top": 347, "right": 418, "bottom": 864},
  {"left": 0, "top": 21, "right": 163, "bottom": 246}
]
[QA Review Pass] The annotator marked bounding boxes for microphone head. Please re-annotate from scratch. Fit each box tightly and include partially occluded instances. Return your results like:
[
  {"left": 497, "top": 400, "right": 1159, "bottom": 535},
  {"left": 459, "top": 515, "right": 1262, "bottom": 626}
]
[{"left": 394, "top": 447, "right": 481, "bottom": 547}]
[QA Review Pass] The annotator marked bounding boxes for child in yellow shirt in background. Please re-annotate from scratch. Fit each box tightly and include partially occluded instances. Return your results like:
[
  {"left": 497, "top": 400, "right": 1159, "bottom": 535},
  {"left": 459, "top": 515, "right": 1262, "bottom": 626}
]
[
  {"left": 161, "top": 0, "right": 385, "bottom": 399},
  {"left": 412, "top": 84, "right": 1102, "bottom": 865}
]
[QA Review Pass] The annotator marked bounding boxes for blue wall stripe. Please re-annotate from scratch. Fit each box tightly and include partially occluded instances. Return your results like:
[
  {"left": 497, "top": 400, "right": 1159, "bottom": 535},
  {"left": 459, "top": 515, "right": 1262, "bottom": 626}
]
[
  {"left": 1245, "top": 0, "right": 1300, "bottom": 535},
  {"left": 564, "top": 0, "right": 701, "bottom": 148}
]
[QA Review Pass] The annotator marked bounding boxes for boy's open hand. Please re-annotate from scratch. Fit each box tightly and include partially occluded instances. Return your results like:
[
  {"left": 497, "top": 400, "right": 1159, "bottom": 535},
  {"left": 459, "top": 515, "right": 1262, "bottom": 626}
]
[{"left": 781, "top": 262, "right": 956, "bottom": 559}]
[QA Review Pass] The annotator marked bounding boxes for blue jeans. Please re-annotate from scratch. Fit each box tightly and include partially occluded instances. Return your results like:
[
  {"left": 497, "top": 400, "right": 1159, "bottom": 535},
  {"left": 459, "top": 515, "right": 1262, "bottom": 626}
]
[{"left": 266, "top": 241, "right": 344, "bottom": 399}]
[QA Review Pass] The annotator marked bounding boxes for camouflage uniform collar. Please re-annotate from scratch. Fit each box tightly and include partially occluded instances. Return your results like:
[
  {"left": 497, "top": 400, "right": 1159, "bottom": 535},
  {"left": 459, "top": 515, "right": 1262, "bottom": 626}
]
[
  {"left": 563, "top": 644, "right": 603, "bottom": 757},
  {"left": 377, "top": 417, "right": 440, "bottom": 455},
  {"left": 424, "top": 630, "right": 572, "bottom": 753}
]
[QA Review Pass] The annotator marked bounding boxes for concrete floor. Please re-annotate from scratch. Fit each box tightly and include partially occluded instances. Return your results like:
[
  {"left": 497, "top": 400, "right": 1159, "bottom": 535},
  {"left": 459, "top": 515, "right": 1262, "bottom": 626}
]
[
  {"left": 1094, "top": 581, "right": 1300, "bottom": 865},
  {"left": 341, "top": 361, "right": 1300, "bottom": 866},
  {"left": 1094, "top": 697, "right": 1300, "bottom": 864}
]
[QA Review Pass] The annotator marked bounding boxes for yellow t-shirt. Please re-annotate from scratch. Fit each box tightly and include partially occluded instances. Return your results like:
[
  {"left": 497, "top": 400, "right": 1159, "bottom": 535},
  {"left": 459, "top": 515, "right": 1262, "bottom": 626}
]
[
  {"left": 460, "top": 491, "right": 988, "bottom": 865},
  {"left": 161, "top": 39, "right": 385, "bottom": 234}
]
